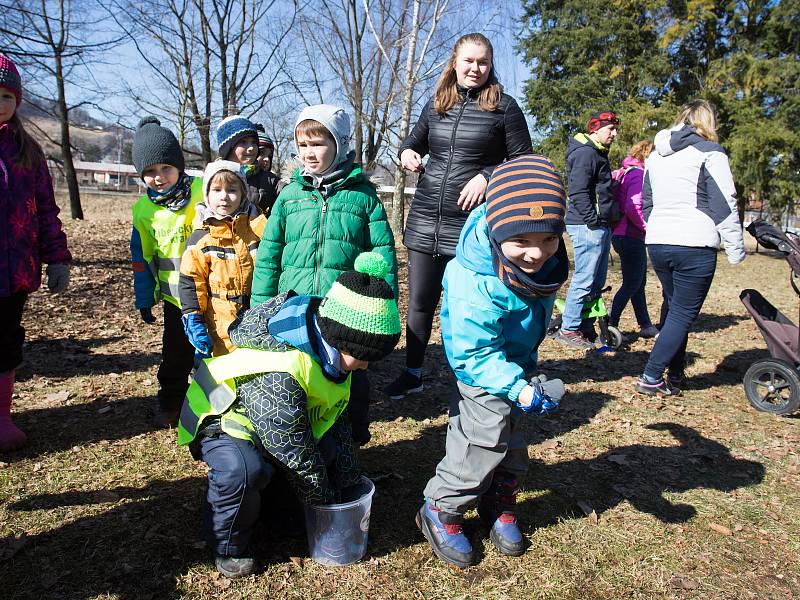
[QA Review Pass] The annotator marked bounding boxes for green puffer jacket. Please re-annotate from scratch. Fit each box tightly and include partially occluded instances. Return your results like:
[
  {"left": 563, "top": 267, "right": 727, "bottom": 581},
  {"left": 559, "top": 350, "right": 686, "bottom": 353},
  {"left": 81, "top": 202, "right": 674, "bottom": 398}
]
[{"left": 250, "top": 163, "right": 397, "bottom": 305}]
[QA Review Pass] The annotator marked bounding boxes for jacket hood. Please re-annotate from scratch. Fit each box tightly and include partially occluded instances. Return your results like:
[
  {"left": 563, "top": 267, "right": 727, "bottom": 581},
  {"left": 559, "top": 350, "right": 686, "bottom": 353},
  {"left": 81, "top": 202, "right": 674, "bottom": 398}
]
[
  {"left": 455, "top": 207, "right": 495, "bottom": 276},
  {"left": 621, "top": 155, "right": 644, "bottom": 169},
  {"left": 654, "top": 124, "right": 709, "bottom": 157},
  {"left": 567, "top": 132, "right": 608, "bottom": 160},
  {"left": 455, "top": 204, "right": 565, "bottom": 287},
  {"left": 295, "top": 104, "right": 351, "bottom": 172}
]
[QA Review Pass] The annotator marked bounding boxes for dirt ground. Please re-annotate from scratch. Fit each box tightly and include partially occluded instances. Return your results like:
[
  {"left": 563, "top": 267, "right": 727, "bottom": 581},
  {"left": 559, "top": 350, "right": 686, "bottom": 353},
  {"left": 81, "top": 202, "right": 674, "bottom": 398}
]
[{"left": 1, "top": 193, "right": 799, "bottom": 599}]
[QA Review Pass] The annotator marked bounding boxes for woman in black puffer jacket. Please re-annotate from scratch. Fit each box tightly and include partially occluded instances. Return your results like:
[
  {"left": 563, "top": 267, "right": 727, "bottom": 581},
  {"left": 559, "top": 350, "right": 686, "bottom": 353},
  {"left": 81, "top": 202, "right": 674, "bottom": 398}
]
[{"left": 385, "top": 32, "right": 532, "bottom": 400}]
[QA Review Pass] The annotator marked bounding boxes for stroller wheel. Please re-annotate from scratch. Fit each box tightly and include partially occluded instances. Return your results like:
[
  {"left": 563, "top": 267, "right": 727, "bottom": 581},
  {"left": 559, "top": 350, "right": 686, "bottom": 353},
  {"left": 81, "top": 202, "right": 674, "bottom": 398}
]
[
  {"left": 743, "top": 359, "right": 800, "bottom": 416},
  {"left": 605, "top": 326, "right": 624, "bottom": 349}
]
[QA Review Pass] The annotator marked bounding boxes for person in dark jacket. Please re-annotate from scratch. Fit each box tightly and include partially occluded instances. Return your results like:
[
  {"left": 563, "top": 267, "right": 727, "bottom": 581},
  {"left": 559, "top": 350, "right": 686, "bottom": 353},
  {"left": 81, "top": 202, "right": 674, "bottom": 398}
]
[
  {"left": 385, "top": 32, "right": 533, "bottom": 399},
  {"left": 555, "top": 110, "right": 619, "bottom": 350},
  {"left": 216, "top": 116, "right": 281, "bottom": 216}
]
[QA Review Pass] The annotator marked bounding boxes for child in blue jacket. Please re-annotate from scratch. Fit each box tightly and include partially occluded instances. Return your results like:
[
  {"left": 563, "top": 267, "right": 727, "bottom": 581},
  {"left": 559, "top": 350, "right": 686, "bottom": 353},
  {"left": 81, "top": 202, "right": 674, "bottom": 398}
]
[{"left": 417, "top": 155, "right": 569, "bottom": 568}]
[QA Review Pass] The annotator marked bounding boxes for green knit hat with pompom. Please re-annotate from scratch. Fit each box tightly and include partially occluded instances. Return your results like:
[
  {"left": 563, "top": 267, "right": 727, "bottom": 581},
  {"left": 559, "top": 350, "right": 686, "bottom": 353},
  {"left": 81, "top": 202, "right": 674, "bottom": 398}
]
[{"left": 317, "top": 252, "right": 401, "bottom": 361}]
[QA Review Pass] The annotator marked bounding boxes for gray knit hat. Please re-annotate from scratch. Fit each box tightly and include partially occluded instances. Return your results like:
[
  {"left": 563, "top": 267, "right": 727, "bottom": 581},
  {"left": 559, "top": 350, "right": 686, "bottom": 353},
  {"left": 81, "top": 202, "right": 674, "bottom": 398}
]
[
  {"left": 294, "top": 104, "right": 351, "bottom": 170},
  {"left": 132, "top": 117, "right": 185, "bottom": 176}
]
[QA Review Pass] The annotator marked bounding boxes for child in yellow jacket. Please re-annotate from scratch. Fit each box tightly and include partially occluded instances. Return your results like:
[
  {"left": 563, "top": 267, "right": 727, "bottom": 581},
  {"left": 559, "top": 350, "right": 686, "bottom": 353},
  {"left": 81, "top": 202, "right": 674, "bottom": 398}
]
[{"left": 179, "top": 160, "right": 267, "bottom": 357}]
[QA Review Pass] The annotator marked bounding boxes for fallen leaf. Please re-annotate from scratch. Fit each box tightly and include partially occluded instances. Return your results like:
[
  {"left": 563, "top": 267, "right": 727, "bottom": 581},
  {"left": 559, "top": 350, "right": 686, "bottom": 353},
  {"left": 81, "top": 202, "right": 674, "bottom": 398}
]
[
  {"left": 577, "top": 500, "right": 599, "bottom": 525},
  {"left": 708, "top": 523, "right": 733, "bottom": 536},
  {"left": 670, "top": 573, "right": 699, "bottom": 590},
  {"left": 45, "top": 390, "right": 72, "bottom": 403},
  {"left": 607, "top": 454, "right": 628, "bottom": 466}
]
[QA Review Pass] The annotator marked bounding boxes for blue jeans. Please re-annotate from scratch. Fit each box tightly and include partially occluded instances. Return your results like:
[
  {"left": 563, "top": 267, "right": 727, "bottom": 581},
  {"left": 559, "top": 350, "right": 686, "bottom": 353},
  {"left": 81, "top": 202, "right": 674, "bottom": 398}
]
[
  {"left": 610, "top": 236, "right": 652, "bottom": 328},
  {"left": 562, "top": 225, "right": 612, "bottom": 331},
  {"left": 643, "top": 245, "right": 717, "bottom": 379},
  {"left": 200, "top": 433, "right": 274, "bottom": 556}
]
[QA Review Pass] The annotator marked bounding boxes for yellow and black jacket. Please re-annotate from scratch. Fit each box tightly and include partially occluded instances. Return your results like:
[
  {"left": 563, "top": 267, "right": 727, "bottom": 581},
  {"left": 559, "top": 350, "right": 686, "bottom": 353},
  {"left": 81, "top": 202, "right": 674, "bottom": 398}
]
[{"left": 179, "top": 203, "right": 266, "bottom": 355}]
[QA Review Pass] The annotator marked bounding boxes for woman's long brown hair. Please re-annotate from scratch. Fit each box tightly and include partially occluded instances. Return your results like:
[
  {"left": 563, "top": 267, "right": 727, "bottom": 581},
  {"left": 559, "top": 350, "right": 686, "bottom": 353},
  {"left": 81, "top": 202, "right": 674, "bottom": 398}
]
[
  {"left": 433, "top": 33, "right": 502, "bottom": 115},
  {"left": 7, "top": 113, "right": 45, "bottom": 170}
]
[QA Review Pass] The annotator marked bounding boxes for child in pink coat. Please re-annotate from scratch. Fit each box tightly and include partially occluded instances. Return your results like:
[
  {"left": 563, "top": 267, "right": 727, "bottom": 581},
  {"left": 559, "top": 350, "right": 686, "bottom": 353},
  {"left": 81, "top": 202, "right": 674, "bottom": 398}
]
[
  {"left": 609, "top": 140, "right": 658, "bottom": 337},
  {"left": 0, "top": 54, "right": 71, "bottom": 452}
]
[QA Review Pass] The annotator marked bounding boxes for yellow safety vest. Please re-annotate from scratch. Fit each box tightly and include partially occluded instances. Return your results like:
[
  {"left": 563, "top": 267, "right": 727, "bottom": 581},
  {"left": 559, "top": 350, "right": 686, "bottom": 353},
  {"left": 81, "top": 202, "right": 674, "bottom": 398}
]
[
  {"left": 131, "top": 177, "right": 203, "bottom": 307},
  {"left": 177, "top": 347, "right": 351, "bottom": 446}
]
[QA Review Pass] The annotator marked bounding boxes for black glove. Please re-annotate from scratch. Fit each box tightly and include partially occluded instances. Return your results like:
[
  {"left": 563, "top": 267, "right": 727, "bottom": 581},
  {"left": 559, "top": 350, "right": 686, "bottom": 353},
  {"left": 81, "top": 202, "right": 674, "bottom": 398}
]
[{"left": 139, "top": 308, "right": 156, "bottom": 324}]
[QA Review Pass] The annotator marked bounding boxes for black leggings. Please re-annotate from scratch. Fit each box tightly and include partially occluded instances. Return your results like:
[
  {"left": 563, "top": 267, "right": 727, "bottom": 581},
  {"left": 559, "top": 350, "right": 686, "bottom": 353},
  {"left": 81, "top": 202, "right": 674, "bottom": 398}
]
[{"left": 405, "top": 249, "right": 453, "bottom": 369}]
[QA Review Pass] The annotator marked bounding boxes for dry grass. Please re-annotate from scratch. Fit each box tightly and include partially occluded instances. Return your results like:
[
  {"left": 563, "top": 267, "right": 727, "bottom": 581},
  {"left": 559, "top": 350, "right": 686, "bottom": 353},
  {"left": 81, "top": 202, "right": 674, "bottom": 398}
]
[{"left": 1, "top": 193, "right": 799, "bottom": 599}]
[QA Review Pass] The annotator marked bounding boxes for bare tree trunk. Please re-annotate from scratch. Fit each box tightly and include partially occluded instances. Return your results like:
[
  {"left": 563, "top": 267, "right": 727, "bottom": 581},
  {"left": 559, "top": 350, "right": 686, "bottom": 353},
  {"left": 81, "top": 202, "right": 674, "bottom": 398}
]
[
  {"left": 54, "top": 49, "right": 83, "bottom": 219},
  {"left": 390, "top": 0, "right": 420, "bottom": 236}
]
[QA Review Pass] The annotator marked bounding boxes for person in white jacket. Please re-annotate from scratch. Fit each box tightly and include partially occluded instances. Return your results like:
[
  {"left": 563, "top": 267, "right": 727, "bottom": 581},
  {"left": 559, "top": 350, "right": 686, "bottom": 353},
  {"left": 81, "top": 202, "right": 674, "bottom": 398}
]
[{"left": 635, "top": 100, "right": 745, "bottom": 396}]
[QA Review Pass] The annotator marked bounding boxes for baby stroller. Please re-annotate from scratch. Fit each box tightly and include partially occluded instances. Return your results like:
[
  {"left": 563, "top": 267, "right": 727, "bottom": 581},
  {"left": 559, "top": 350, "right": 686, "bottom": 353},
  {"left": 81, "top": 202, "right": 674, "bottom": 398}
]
[{"left": 740, "top": 219, "right": 800, "bottom": 415}]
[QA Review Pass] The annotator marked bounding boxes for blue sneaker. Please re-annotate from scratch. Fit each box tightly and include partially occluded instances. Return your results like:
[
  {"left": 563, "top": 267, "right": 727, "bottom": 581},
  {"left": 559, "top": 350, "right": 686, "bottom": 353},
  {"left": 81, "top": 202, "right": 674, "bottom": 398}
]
[
  {"left": 478, "top": 504, "right": 525, "bottom": 556},
  {"left": 415, "top": 502, "right": 473, "bottom": 568},
  {"left": 478, "top": 474, "right": 525, "bottom": 556}
]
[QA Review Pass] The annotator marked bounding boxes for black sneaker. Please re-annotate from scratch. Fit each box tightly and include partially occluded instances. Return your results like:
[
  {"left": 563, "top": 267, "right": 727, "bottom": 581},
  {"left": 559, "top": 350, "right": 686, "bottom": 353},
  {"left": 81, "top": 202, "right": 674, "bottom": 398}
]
[
  {"left": 215, "top": 554, "right": 256, "bottom": 578},
  {"left": 634, "top": 377, "right": 681, "bottom": 397},
  {"left": 384, "top": 370, "right": 423, "bottom": 400}
]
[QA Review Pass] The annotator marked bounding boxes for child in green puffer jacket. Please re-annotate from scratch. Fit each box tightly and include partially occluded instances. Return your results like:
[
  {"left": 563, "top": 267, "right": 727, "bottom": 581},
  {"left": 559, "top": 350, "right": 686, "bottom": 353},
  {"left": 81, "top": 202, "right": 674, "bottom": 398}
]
[{"left": 250, "top": 103, "right": 397, "bottom": 446}]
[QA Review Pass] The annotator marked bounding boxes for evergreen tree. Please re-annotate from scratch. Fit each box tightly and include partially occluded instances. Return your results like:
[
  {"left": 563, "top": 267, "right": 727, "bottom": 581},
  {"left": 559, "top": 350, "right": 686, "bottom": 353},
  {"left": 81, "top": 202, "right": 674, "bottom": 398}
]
[{"left": 519, "top": 0, "right": 799, "bottom": 217}]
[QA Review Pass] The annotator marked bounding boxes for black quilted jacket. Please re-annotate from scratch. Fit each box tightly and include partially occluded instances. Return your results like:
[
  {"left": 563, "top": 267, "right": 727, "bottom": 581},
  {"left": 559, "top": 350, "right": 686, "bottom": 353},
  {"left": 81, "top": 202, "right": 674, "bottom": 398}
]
[{"left": 399, "top": 90, "right": 532, "bottom": 256}]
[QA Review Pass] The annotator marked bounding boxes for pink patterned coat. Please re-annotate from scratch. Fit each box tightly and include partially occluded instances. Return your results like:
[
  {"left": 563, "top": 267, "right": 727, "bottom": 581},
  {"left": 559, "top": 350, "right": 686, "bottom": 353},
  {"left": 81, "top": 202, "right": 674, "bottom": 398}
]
[{"left": 0, "top": 121, "right": 71, "bottom": 296}]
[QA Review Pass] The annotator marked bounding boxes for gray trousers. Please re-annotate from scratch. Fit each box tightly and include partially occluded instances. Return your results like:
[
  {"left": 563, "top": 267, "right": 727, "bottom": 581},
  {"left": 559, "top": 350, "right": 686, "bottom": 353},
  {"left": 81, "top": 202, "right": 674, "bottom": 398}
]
[{"left": 423, "top": 380, "right": 528, "bottom": 514}]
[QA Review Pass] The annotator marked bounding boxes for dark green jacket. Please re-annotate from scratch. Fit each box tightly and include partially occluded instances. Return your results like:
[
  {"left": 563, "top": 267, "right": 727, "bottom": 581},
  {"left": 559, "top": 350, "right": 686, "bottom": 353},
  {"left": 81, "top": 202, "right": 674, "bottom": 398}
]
[{"left": 251, "top": 163, "right": 397, "bottom": 305}]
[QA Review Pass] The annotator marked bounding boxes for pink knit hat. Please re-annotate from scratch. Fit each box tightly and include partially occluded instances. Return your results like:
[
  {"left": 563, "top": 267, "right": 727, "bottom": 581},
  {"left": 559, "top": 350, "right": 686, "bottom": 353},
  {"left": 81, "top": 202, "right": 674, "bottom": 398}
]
[{"left": 0, "top": 54, "right": 22, "bottom": 107}]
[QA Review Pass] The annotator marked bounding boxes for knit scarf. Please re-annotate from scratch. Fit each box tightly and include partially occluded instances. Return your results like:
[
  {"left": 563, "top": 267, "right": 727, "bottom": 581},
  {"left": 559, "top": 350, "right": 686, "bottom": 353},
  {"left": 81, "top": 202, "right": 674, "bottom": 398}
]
[
  {"left": 241, "top": 163, "right": 259, "bottom": 178},
  {"left": 146, "top": 173, "right": 193, "bottom": 211},
  {"left": 489, "top": 237, "right": 569, "bottom": 299}
]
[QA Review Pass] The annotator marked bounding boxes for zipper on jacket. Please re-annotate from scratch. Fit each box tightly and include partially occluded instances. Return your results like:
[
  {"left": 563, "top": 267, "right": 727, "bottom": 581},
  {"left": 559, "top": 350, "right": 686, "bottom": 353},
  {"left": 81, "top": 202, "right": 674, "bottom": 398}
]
[
  {"left": 434, "top": 90, "right": 472, "bottom": 256},
  {"left": 313, "top": 193, "right": 328, "bottom": 295}
]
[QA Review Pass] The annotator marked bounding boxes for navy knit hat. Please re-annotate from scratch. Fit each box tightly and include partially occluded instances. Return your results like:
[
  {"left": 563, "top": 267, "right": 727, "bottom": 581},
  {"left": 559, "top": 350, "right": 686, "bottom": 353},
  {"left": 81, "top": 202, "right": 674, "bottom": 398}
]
[
  {"left": 485, "top": 155, "right": 566, "bottom": 243},
  {"left": 587, "top": 110, "right": 619, "bottom": 134},
  {"left": 216, "top": 115, "right": 258, "bottom": 160},
  {"left": 132, "top": 117, "right": 185, "bottom": 176},
  {"left": 254, "top": 123, "right": 274, "bottom": 149}
]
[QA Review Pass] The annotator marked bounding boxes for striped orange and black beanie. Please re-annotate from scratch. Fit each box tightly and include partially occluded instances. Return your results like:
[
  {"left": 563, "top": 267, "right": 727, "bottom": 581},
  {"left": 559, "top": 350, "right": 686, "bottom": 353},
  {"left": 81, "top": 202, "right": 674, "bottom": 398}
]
[{"left": 485, "top": 154, "right": 566, "bottom": 244}]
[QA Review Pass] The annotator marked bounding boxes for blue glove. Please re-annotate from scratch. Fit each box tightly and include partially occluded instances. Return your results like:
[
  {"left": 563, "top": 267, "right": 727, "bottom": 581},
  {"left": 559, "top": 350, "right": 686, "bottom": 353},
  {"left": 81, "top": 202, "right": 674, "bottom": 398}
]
[
  {"left": 515, "top": 374, "right": 565, "bottom": 415},
  {"left": 181, "top": 313, "right": 212, "bottom": 358},
  {"left": 139, "top": 308, "right": 156, "bottom": 324}
]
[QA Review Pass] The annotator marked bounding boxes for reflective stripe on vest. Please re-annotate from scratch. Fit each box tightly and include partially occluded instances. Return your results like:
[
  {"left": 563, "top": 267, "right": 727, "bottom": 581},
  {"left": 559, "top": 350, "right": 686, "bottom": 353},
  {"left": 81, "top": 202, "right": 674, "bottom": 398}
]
[{"left": 176, "top": 347, "right": 350, "bottom": 446}]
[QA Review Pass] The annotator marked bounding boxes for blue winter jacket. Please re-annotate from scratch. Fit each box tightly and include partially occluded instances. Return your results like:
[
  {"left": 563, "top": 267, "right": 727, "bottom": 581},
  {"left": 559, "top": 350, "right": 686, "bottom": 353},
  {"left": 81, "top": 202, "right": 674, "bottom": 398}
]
[{"left": 440, "top": 205, "right": 561, "bottom": 403}]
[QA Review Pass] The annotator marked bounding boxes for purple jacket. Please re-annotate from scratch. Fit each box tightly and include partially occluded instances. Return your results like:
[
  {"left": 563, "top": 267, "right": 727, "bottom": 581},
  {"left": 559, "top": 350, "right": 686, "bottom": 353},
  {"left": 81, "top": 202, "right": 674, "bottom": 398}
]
[
  {"left": 0, "top": 122, "right": 71, "bottom": 296},
  {"left": 611, "top": 155, "right": 646, "bottom": 240}
]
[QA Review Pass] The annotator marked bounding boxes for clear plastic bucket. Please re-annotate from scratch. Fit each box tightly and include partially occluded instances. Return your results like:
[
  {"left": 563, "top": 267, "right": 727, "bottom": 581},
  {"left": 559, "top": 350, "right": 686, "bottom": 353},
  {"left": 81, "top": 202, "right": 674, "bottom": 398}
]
[{"left": 304, "top": 476, "right": 375, "bottom": 566}]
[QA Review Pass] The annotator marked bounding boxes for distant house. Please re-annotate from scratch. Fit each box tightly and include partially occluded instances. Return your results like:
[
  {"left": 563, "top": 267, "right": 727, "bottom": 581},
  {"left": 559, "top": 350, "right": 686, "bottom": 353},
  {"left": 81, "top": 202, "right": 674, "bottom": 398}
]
[{"left": 47, "top": 161, "right": 203, "bottom": 193}]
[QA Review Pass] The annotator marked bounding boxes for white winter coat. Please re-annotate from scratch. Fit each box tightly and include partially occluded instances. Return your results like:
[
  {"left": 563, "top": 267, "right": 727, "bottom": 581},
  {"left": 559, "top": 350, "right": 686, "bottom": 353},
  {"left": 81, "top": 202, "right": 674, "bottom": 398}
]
[{"left": 642, "top": 124, "right": 745, "bottom": 265}]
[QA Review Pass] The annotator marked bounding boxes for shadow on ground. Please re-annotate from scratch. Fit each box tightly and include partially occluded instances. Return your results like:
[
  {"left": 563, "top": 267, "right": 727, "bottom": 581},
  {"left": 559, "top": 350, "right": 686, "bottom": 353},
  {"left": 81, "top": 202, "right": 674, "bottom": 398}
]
[
  {"left": 8, "top": 394, "right": 159, "bottom": 461},
  {"left": 4, "top": 478, "right": 209, "bottom": 600},
  {"left": 17, "top": 336, "right": 159, "bottom": 380}
]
